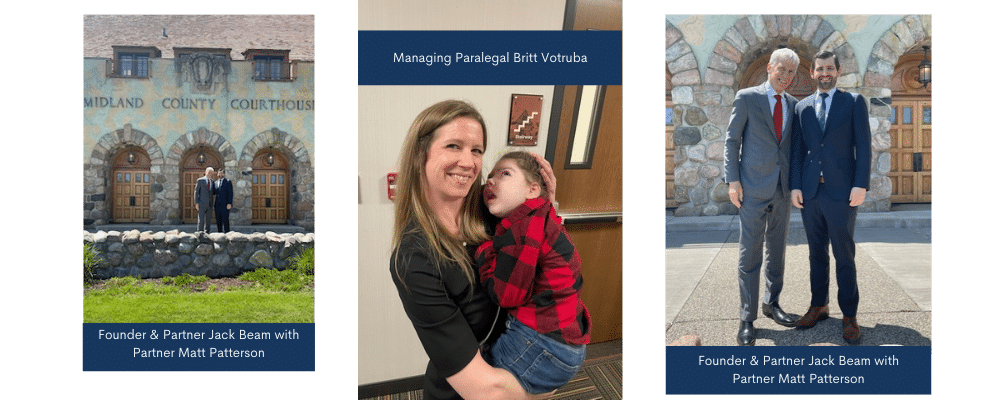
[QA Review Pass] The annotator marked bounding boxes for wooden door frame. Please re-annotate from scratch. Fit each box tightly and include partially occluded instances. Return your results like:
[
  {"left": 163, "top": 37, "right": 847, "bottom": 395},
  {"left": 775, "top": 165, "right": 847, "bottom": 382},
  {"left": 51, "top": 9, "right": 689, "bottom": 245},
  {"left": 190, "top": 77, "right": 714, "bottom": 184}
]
[{"left": 540, "top": 0, "right": 622, "bottom": 343}]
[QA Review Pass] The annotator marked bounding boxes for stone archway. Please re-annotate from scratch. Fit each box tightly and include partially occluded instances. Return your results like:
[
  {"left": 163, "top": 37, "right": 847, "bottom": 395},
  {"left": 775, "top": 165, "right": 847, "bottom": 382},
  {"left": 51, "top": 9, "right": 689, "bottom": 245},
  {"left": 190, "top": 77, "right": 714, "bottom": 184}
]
[
  {"left": 165, "top": 127, "right": 237, "bottom": 224},
  {"left": 85, "top": 124, "right": 165, "bottom": 225},
  {"left": 864, "top": 15, "right": 932, "bottom": 209},
  {"left": 670, "top": 15, "right": 878, "bottom": 216},
  {"left": 665, "top": 22, "right": 700, "bottom": 208},
  {"left": 238, "top": 128, "right": 314, "bottom": 230}
]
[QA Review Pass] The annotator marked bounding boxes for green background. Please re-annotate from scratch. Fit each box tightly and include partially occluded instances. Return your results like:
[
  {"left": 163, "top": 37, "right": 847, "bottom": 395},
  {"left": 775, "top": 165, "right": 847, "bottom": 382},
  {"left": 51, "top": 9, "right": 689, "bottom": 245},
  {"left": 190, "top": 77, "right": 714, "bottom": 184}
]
[{"left": 0, "top": 0, "right": 998, "bottom": 399}]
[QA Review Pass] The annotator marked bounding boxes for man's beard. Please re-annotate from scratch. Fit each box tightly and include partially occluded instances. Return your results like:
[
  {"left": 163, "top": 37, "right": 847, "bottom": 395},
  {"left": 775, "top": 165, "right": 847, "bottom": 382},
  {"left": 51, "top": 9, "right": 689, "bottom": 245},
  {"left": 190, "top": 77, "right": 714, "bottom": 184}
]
[{"left": 816, "top": 77, "right": 837, "bottom": 90}]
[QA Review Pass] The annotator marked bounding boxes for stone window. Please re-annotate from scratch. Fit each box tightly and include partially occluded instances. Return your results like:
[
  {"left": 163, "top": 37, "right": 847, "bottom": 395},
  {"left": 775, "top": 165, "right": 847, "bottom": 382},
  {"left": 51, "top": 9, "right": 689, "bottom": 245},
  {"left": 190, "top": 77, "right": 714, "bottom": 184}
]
[
  {"left": 110, "top": 46, "right": 160, "bottom": 78},
  {"left": 243, "top": 49, "right": 293, "bottom": 81}
]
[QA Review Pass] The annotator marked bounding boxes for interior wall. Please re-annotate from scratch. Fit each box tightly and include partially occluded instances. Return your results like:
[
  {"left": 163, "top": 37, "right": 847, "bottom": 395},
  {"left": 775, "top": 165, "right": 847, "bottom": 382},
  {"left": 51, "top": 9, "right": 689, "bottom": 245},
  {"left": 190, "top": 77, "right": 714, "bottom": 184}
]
[{"left": 357, "top": 0, "right": 567, "bottom": 386}]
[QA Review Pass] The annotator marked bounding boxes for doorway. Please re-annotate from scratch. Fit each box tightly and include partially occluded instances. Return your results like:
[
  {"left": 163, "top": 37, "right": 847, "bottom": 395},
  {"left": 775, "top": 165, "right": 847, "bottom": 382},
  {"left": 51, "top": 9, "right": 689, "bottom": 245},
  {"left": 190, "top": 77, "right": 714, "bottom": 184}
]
[
  {"left": 889, "top": 48, "right": 932, "bottom": 203},
  {"left": 251, "top": 149, "right": 289, "bottom": 224},
  {"left": 111, "top": 146, "right": 151, "bottom": 223},
  {"left": 181, "top": 147, "right": 223, "bottom": 223},
  {"left": 888, "top": 98, "right": 931, "bottom": 203},
  {"left": 547, "top": 0, "right": 622, "bottom": 344}
]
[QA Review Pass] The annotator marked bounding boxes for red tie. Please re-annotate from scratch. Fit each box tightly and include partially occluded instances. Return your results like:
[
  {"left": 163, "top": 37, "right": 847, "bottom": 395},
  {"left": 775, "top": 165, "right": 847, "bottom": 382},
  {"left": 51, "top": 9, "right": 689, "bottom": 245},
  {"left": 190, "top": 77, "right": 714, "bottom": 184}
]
[
  {"left": 773, "top": 94, "right": 783, "bottom": 142},
  {"left": 207, "top": 181, "right": 211, "bottom": 191}
]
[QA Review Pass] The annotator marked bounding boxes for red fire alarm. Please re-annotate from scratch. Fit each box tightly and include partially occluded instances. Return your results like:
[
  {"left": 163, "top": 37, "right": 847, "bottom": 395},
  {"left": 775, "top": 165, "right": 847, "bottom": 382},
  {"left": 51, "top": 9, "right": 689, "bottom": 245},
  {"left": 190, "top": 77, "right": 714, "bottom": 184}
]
[{"left": 387, "top": 172, "right": 398, "bottom": 201}]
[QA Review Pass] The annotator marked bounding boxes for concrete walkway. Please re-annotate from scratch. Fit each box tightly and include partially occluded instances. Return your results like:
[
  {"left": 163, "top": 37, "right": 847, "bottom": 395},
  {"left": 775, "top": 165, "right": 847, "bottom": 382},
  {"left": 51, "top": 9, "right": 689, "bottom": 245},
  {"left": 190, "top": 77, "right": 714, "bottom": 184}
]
[{"left": 665, "top": 205, "right": 931, "bottom": 346}]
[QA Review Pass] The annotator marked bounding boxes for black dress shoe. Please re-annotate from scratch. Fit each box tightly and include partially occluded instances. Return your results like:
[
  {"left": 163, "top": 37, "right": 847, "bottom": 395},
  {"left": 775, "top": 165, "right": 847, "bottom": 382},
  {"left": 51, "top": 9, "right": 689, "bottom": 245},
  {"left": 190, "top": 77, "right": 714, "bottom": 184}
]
[
  {"left": 737, "top": 321, "right": 755, "bottom": 346},
  {"left": 762, "top": 303, "right": 798, "bottom": 327}
]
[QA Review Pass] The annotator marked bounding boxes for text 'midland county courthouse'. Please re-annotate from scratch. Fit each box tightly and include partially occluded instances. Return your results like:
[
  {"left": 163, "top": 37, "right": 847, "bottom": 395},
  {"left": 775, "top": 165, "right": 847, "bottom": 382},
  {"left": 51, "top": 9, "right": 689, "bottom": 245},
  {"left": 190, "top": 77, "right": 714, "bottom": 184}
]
[{"left": 83, "top": 15, "right": 315, "bottom": 231}]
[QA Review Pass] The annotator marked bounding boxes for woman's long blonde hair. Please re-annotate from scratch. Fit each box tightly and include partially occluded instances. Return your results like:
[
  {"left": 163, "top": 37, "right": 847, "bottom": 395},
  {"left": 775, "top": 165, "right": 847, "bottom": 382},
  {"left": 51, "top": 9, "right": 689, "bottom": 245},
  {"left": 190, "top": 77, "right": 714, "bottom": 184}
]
[{"left": 392, "top": 100, "right": 491, "bottom": 288}]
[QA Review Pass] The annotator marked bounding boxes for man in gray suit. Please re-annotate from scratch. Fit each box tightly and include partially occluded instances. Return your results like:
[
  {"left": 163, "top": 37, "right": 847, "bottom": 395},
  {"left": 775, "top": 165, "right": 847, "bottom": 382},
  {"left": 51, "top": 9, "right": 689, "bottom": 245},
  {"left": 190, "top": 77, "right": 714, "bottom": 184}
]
[
  {"left": 724, "top": 48, "right": 800, "bottom": 346},
  {"left": 195, "top": 166, "right": 215, "bottom": 233}
]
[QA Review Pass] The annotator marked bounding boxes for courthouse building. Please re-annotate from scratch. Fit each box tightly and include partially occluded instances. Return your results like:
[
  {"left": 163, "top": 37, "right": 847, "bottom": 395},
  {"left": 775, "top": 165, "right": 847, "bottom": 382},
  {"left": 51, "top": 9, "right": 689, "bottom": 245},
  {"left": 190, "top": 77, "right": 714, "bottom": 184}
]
[
  {"left": 665, "top": 15, "right": 931, "bottom": 215},
  {"left": 83, "top": 15, "right": 315, "bottom": 230}
]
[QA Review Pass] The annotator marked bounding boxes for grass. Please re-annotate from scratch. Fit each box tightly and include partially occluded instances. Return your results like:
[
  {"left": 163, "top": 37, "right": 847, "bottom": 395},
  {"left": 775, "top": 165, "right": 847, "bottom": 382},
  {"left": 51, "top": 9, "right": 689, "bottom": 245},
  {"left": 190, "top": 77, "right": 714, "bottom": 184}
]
[
  {"left": 161, "top": 273, "right": 210, "bottom": 286},
  {"left": 84, "top": 290, "right": 314, "bottom": 323},
  {"left": 289, "top": 247, "right": 315, "bottom": 276},
  {"left": 84, "top": 242, "right": 102, "bottom": 284},
  {"left": 239, "top": 268, "right": 314, "bottom": 292},
  {"left": 84, "top": 261, "right": 315, "bottom": 323}
]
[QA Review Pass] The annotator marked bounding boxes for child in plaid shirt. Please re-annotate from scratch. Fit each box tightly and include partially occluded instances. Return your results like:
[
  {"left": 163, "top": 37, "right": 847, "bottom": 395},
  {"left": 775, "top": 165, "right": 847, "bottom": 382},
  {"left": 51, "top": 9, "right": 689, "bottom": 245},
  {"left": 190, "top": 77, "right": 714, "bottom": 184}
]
[{"left": 475, "top": 151, "right": 591, "bottom": 394}]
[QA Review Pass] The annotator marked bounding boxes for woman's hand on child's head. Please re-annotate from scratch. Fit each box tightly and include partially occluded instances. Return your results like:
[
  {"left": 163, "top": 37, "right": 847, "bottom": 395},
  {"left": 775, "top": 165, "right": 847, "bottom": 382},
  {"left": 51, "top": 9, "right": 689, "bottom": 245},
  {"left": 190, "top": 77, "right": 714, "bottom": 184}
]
[{"left": 530, "top": 153, "right": 557, "bottom": 205}]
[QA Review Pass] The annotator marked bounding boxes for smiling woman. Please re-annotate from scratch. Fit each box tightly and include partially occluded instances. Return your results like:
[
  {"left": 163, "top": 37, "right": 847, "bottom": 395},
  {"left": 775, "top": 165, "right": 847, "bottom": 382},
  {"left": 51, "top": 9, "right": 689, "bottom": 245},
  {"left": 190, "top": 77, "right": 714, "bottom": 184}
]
[{"left": 389, "top": 100, "right": 548, "bottom": 400}]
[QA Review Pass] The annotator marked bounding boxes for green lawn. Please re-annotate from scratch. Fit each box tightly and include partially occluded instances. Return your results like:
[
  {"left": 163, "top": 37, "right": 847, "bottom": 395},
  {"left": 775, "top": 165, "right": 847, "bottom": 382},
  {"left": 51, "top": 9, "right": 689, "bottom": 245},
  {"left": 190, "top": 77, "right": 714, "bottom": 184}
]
[
  {"left": 84, "top": 269, "right": 314, "bottom": 323},
  {"left": 85, "top": 290, "right": 314, "bottom": 323}
]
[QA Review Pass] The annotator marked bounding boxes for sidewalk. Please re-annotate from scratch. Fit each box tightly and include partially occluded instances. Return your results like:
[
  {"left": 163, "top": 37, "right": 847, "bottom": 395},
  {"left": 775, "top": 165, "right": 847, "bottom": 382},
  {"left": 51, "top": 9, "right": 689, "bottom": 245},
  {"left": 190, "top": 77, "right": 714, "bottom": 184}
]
[{"left": 665, "top": 205, "right": 931, "bottom": 346}]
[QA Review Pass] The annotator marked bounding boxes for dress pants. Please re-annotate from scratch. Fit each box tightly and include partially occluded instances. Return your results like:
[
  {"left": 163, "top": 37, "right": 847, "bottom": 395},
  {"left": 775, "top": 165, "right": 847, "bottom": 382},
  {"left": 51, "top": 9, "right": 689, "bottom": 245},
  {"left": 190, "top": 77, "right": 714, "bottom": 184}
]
[
  {"left": 215, "top": 207, "right": 230, "bottom": 233},
  {"left": 800, "top": 182, "right": 859, "bottom": 317},
  {"left": 197, "top": 206, "right": 212, "bottom": 232},
  {"left": 737, "top": 183, "right": 791, "bottom": 322}
]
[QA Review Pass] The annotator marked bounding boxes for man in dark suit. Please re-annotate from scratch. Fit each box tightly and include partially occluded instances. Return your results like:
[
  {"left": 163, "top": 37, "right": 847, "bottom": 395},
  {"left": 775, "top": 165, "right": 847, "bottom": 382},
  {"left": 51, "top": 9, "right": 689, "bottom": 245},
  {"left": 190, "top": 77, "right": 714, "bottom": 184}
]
[
  {"left": 789, "top": 51, "right": 872, "bottom": 345},
  {"left": 195, "top": 167, "right": 215, "bottom": 233},
  {"left": 214, "top": 169, "right": 234, "bottom": 233},
  {"left": 724, "top": 48, "right": 800, "bottom": 346}
]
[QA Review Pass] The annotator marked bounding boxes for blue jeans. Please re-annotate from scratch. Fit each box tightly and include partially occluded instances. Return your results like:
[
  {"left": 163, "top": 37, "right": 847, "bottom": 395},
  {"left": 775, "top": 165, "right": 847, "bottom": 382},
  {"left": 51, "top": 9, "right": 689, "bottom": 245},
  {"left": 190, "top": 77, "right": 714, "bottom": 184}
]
[{"left": 484, "top": 317, "right": 586, "bottom": 394}]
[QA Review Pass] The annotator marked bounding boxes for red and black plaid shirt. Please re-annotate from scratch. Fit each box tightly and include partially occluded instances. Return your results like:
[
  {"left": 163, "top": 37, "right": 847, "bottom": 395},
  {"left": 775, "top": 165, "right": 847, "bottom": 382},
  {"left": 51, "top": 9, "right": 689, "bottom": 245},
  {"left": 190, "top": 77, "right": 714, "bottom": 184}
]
[{"left": 475, "top": 197, "right": 591, "bottom": 345}]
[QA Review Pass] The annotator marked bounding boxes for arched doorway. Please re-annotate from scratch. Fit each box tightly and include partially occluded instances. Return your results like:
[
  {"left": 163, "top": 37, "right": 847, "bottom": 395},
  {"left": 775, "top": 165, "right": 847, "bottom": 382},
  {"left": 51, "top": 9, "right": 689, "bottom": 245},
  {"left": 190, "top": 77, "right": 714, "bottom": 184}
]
[
  {"left": 666, "top": 68, "right": 677, "bottom": 207},
  {"left": 738, "top": 51, "right": 816, "bottom": 99},
  {"left": 889, "top": 46, "right": 932, "bottom": 203},
  {"left": 111, "top": 146, "right": 151, "bottom": 223},
  {"left": 181, "top": 147, "right": 223, "bottom": 223},
  {"left": 251, "top": 148, "right": 289, "bottom": 224}
]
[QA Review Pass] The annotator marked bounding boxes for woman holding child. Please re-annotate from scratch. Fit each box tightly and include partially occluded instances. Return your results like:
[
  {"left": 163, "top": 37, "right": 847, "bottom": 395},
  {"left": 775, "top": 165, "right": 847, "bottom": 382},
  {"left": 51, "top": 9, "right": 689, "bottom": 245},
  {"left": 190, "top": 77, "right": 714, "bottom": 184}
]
[{"left": 389, "top": 100, "right": 572, "bottom": 400}]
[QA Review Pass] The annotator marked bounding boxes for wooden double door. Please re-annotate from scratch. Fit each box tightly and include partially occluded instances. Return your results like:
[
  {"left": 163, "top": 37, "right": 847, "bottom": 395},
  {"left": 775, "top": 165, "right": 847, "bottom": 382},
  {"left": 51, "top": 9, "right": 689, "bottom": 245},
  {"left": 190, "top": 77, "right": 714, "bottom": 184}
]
[
  {"left": 112, "top": 147, "right": 151, "bottom": 223},
  {"left": 888, "top": 98, "right": 932, "bottom": 203},
  {"left": 113, "top": 170, "right": 151, "bottom": 222},
  {"left": 251, "top": 150, "right": 289, "bottom": 224},
  {"left": 251, "top": 170, "right": 288, "bottom": 223}
]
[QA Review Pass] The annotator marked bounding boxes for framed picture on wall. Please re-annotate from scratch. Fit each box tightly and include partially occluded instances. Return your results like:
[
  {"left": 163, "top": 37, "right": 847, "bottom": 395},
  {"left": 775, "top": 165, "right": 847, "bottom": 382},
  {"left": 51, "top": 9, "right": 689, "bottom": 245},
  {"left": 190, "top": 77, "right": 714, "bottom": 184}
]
[{"left": 507, "top": 93, "right": 543, "bottom": 146}]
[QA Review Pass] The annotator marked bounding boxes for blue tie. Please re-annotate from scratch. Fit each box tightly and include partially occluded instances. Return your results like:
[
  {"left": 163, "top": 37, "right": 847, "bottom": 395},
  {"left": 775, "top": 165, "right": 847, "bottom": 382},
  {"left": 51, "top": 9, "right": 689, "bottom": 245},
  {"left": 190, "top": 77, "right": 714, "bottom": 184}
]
[{"left": 818, "top": 93, "right": 829, "bottom": 131}]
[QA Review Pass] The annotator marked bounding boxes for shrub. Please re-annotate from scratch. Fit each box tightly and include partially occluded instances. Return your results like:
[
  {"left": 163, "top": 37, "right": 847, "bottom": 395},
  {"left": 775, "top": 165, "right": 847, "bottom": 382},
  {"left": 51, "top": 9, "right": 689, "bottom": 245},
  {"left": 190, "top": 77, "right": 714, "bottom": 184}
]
[
  {"left": 290, "top": 247, "right": 315, "bottom": 276},
  {"left": 84, "top": 243, "right": 103, "bottom": 284},
  {"left": 238, "top": 267, "right": 313, "bottom": 292},
  {"left": 172, "top": 273, "right": 209, "bottom": 287}
]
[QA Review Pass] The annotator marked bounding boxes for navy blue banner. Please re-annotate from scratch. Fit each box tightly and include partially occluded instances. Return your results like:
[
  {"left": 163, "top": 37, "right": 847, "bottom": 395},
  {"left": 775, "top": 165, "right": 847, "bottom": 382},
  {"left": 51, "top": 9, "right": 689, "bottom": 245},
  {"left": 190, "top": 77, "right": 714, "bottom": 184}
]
[
  {"left": 358, "top": 30, "right": 622, "bottom": 85},
  {"left": 666, "top": 346, "right": 930, "bottom": 394},
  {"left": 84, "top": 323, "right": 314, "bottom": 371}
]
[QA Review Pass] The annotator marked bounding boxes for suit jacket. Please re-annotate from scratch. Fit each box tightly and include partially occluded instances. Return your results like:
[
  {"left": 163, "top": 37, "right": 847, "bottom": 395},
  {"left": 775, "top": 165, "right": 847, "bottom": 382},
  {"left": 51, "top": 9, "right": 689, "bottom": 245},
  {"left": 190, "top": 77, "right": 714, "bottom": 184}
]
[
  {"left": 724, "top": 82, "right": 798, "bottom": 199},
  {"left": 214, "top": 178, "right": 233, "bottom": 208},
  {"left": 790, "top": 89, "right": 871, "bottom": 201},
  {"left": 195, "top": 176, "right": 214, "bottom": 209}
]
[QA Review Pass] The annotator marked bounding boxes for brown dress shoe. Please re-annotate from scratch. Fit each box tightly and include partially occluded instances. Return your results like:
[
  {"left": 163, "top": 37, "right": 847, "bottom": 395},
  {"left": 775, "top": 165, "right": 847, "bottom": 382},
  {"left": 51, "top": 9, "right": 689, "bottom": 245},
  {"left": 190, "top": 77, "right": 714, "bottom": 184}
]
[
  {"left": 795, "top": 305, "right": 829, "bottom": 329},
  {"left": 843, "top": 316, "right": 861, "bottom": 345}
]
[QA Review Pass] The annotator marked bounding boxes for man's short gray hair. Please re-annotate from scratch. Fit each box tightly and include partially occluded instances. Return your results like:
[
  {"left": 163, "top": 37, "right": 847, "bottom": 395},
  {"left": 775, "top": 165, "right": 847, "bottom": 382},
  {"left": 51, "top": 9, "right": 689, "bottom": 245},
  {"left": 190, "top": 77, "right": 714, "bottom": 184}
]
[{"left": 769, "top": 48, "right": 800, "bottom": 67}]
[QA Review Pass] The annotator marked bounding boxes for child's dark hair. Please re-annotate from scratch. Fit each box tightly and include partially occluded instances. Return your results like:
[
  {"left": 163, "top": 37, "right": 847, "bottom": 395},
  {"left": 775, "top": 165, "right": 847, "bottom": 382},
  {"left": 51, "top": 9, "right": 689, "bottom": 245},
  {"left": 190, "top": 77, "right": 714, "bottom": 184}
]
[{"left": 497, "top": 151, "right": 548, "bottom": 198}]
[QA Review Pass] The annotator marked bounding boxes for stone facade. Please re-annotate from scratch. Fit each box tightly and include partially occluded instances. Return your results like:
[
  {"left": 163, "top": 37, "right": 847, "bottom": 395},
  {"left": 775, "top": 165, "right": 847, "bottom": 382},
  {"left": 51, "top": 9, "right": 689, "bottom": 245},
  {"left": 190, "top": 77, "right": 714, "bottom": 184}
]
[
  {"left": 83, "top": 16, "right": 315, "bottom": 230},
  {"left": 84, "top": 230, "right": 315, "bottom": 279},
  {"left": 667, "top": 15, "right": 931, "bottom": 216}
]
